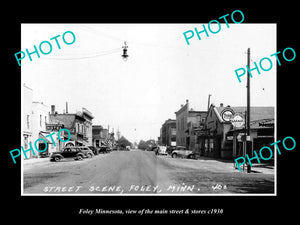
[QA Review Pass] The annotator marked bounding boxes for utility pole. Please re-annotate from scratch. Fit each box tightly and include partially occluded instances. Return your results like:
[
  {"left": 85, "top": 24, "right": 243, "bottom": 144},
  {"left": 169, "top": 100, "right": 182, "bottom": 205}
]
[
  {"left": 246, "top": 48, "right": 251, "bottom": 173},
  {"left": 207, "top": 94, "right": 211, "bottom": 111},
  {"left": 247, "top": 48, "right": 250, "bottom": 138}
]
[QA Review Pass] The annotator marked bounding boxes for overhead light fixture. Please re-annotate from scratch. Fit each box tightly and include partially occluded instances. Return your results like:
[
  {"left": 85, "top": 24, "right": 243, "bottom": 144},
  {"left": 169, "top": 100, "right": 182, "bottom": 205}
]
[{"left": 122, "top": 41, "right": 129, "bottom": 61}]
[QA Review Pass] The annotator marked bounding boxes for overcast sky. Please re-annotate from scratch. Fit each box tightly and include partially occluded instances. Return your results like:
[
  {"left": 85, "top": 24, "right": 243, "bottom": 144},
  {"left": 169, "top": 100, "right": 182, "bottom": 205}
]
[{"left": 21, "top": 23, "right": 276, "bottom": 143}]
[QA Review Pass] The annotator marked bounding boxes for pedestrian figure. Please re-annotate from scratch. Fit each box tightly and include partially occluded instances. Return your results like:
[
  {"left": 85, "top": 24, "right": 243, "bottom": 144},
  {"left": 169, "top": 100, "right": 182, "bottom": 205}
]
[{"left": 155, "top": 147, "right": 159, "bottom": 155}]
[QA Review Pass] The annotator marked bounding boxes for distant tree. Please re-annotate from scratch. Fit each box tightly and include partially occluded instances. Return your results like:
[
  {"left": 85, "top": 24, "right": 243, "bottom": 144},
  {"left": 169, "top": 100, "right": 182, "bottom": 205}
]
[
  {"left": 138, "top": 139, "right": 157, "bottom": 150},
  {"left": 118, "top": 136, "right": 132, "bottom": 148},
  {"left": 138, "top": 140, "right": 148, "bottom": 150},
  {"left": 145, "top": 139, "right": 156, "bottom": 146}
]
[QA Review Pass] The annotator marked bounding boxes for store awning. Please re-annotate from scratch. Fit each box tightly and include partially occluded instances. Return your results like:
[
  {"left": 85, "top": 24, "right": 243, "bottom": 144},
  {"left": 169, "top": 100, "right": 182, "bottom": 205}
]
[{"left": 39, "top": 133, "right": 53, "bottom": 144}]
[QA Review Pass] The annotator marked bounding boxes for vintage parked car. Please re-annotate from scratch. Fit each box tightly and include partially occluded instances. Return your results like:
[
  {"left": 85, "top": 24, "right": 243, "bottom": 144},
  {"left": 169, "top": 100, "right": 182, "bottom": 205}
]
[
  {"left": 98, "top": 145, "right": 110, "bottom": 154},
  {"left": 155, "top": 146, "right": 167, "bottom": 155},
  {"left": 88, "top": 146, "right": 99, "bottom": 155},
  {"left": 171, "top": 146, "right": 195, "bottom": 159},
  {"left": 50, "top": 146, "right": 94, "bottom": 162},
  {"left": 166, "top": 146, "right": 176, "bottom": 155}
]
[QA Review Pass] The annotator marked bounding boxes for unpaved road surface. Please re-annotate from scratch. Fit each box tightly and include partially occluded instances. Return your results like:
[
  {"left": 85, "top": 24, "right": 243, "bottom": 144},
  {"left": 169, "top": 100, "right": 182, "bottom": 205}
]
[{"left": 23, "top": 149, "right": 274, "bottom": 194}]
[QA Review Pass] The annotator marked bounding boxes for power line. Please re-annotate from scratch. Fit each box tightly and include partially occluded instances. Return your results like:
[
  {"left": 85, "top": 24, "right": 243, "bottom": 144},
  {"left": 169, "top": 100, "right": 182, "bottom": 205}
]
[{"left": 36, "top": 47, "right": 121, "bottom": 61}]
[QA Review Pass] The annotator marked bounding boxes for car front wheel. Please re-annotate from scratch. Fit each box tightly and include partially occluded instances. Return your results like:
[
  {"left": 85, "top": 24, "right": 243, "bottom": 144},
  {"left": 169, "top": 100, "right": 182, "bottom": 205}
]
[
  {"left": 76, "top": 155, "right": 84, "bottom": 160},
  {"left": 188, "top": 154, "right": 195, "bottom": 159},
  {"left": 172, "top": 153, "right": 177, "bottom": 158},
  {"left": 54, "top": 156, "right": 61, "bottom": 162}
]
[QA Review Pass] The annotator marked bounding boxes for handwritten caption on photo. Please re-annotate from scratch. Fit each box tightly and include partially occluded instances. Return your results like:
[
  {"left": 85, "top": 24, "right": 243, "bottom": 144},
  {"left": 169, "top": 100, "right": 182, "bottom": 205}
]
[
  {"left": 43, "top": 183, "right": 228, "bottom": 193},
  {"left": 43, "top": 183, "right": 228, "bottom": 194}
]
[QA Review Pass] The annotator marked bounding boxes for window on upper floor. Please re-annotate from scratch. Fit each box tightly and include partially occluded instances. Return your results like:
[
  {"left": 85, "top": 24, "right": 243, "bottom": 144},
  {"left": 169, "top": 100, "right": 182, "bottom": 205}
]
[
  {"left": 26, "top": 115, "right": 30, "bottom": 129},
  {"left": 171, "top": 128, "right": 176, "bottom": 136},
  {"left": 83, "top": 126, "right": 87, "bottom": 137}
]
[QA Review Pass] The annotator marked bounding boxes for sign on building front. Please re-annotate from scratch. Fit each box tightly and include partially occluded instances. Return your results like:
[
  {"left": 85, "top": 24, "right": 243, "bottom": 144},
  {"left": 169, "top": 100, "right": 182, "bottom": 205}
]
[
  {"left": 220, "top": 108, "right": 235, "bottom": 122},
  {"left": 231, "top": 113, "right": 245, "bottom": 128}
]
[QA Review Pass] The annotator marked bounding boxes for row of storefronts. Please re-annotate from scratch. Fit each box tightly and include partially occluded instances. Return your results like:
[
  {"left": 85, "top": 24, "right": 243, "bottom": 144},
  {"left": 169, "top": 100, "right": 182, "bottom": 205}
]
[
  {"left": 160, "top": 99, "right": 275, "bottom": 160},
  {"left": 22, "top": 84, "right": 115, "bottom": 158},
  {"left": 195, "top": 104, "right": 274, "bottom": 159}
]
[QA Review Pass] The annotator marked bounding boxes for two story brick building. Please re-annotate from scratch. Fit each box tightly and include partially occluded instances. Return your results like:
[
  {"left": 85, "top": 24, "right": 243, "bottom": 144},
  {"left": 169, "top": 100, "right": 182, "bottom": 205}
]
[
  {"left": 160, "top": 119, "right": 176, "bottom": 147},
  {"left": 175, "top": 99, "right": 207, "bottom": 150},
  {"left": 47, "top": 105, "right": 94, "bottom": 148}
]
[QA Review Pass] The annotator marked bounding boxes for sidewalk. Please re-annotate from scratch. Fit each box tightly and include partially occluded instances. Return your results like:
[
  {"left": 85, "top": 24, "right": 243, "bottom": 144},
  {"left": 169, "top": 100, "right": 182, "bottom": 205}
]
[
  {"left": 232, "top": 162, "right": 274, "bottom": 174},
  {"left": 248, "top": 163, "right": 274, "bottom": 174},
  {"left": 22, "top": 157, "right": 50, "bottom": 166},
  {"left": 195, "top": 156, "right": 275, "bottom": 174}
]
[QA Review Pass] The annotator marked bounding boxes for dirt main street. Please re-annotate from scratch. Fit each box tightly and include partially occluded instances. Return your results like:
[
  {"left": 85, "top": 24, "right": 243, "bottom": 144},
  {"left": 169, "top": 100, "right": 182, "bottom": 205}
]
[{"left": 23, "top": 149, "right": 274, "bottom": 195}]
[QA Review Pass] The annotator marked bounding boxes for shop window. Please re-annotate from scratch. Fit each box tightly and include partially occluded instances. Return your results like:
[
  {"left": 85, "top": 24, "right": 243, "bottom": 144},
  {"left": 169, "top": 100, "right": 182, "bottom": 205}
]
[
  {"left": 209, "top": 139, "right": 214, "bottom": 152},
  {"left": 23, "top": 136, "right": 28, "bottom": 149},
  {"left": 205, "top": 139, "right": 208, "bottom": 153}
]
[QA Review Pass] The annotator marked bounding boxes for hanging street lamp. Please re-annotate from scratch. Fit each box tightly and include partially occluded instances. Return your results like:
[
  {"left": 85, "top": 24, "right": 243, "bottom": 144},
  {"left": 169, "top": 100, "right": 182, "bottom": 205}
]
[{"left": 122, "top": 41, "right": 129, "bottom": 61}]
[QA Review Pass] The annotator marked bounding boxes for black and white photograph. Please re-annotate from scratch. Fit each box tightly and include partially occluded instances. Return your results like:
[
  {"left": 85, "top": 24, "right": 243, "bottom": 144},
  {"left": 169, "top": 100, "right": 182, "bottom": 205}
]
[
  {"left": 20, "top": 23, "right": 276, "bottom": 196},
  {"left": 4, "top": 3, "right": 300, "bottom": 221}
]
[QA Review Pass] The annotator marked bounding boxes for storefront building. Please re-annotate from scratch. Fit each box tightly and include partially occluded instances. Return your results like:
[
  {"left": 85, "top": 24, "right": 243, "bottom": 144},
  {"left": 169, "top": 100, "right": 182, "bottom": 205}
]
[
  {"left": 229, "top": 118, "right": 274, "bottom": 160},
  {"left": 48, "top": 105, "right": 93, "bottom": 148},
  {"left": 22, "top": 84, "right": 33, "bottom": 157},
  {"left": 160, "top": 119, "right": 176, "bottom": 147},
  {"left": 198, "top": 104, "right": 274, "bottom": 159},
  {"left": 175, "top": 99, "right": 206, "bottom": 149}
]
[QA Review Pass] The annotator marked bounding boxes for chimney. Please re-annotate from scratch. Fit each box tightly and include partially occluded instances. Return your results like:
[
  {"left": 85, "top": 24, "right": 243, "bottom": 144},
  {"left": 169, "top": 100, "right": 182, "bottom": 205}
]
[
  {"left": 186, "top": 99, "right": 189, "bottom": 111},
  {"left": 220, "top": 103, "right": 224, "bottom": 107},
  {"left": 51, "top": 105, "right": 55, "bottom": 114},
  {"left": 66, "top": 102, "right": 68, "bottom": 114}
]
